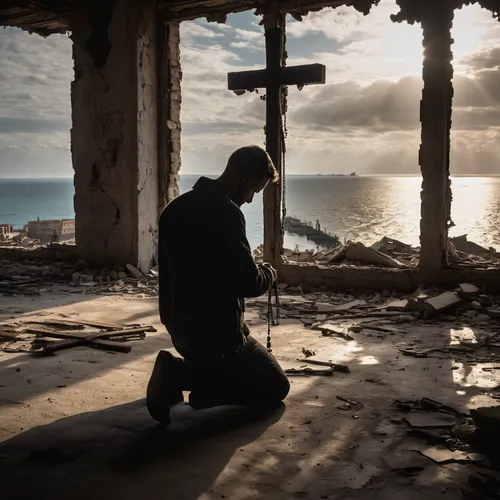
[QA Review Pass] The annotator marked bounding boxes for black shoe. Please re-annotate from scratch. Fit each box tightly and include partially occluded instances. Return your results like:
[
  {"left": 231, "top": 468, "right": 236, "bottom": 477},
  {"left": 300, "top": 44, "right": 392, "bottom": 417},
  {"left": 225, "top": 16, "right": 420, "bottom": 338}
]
[{"left": 146, "top": 350, "right": 184, "bottom": 424}]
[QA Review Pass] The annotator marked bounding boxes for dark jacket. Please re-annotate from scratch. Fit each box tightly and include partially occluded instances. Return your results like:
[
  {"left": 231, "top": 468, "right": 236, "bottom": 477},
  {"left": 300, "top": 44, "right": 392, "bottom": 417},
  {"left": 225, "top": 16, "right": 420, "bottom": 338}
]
[{"left": 159, "top": 177, "right": 273, "bottom": 358}]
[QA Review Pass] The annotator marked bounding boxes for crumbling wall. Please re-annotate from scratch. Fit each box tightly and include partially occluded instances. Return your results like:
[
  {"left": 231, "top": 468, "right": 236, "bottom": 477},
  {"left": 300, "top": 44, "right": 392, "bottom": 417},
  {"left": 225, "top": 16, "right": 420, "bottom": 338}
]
[
  {"left": 418, "top": 0, "right": 454, "bottom": 277},
  {"left": 137, "top": 2, "right": 160, "bottom": 272},
  {"left": 158, "top": 22, "right": 182, "bottom": 210},
  {"left": 70, "top": 0, "right": 158, "bottom": 272}
]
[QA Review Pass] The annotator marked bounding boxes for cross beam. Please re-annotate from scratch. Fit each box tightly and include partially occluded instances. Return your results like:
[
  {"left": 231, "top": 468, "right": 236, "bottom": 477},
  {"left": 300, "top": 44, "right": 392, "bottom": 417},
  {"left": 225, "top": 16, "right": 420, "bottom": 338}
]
[
  {"left": 227, "top": 16, "right": 326, "bottom": 266},
  {"left": 228, "top": 63, "right": 326, "bottom": 92}
]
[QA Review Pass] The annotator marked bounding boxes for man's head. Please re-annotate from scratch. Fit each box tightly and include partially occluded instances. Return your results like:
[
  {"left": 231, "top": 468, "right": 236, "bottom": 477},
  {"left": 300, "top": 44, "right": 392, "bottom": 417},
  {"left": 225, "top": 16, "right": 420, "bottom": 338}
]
[{"left": 219, "top": 145, "right": 279, "bottom": 206}]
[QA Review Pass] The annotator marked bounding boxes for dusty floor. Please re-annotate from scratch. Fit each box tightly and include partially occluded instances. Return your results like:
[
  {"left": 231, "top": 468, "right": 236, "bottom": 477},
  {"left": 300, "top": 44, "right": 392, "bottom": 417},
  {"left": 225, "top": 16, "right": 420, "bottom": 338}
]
[{"left": 0, "top": 290, "right": 498, "bottom": 500}]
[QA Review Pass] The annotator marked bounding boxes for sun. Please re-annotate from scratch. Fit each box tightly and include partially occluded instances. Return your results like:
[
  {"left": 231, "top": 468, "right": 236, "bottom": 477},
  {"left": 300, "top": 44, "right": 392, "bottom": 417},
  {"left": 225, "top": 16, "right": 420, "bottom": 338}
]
[{"left": 452, "top": 5, "right": 498, "bottom": 71}]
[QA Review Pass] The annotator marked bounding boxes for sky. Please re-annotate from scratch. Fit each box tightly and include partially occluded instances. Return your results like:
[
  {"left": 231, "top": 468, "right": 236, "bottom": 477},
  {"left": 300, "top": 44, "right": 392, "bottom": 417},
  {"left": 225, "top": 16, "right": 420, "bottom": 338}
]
[{"left": 0, "top": 0, "right": 500, "bottom": 177}]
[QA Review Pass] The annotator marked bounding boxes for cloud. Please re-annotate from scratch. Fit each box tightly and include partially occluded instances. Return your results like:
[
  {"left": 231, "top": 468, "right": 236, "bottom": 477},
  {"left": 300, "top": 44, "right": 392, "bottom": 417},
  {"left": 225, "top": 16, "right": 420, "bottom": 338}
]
[{"left": 1, "top": 1, "right": 500, "bottom": 178}]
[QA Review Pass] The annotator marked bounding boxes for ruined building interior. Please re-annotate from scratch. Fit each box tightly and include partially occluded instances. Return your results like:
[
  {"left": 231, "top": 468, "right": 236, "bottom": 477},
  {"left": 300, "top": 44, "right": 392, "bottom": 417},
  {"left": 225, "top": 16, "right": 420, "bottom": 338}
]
[{"left": 2, "top": 0, "right": 500, "bottom": 499}]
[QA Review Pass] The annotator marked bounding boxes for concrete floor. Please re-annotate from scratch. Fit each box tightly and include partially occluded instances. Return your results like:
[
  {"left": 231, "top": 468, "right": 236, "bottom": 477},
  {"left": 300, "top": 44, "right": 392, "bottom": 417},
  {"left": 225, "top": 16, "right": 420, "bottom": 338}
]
[{"left": 0, "top": 291, "right": 498, "bottom": 500}]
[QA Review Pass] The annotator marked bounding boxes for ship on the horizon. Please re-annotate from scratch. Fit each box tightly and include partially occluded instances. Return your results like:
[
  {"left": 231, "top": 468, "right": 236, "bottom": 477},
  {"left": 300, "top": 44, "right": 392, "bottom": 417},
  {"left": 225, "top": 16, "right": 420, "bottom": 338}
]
[{"left": 317, "top": 172, "right": 357, "bottom": 177}]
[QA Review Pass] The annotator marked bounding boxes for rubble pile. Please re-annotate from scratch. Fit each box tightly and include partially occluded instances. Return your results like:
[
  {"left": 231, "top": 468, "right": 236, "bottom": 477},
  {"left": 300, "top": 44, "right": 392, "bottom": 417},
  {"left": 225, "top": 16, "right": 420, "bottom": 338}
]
[
  {"left": 0, "top": 256, "right": 159, "bottom": 297},
  {"left": 256, "top": 234, "right": 500, "bottom": 270},
  {"left": 249, "top": 280, "right": 500, "bottom": 357}
]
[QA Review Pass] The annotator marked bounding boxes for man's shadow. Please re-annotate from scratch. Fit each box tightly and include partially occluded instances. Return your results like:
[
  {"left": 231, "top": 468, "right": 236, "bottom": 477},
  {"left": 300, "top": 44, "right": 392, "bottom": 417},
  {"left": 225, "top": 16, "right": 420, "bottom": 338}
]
[{"left": 0, "top": 398, "right": 286, "bottom": 500}]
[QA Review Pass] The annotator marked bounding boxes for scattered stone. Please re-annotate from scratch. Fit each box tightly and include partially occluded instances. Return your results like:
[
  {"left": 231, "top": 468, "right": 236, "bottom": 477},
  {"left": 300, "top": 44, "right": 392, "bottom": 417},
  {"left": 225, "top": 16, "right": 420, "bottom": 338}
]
[
  {"left": 458, "top": 283, "right": 481, "bottom": 299},
  {"left": 315, "top": 302, "right": 337, "bottom": 313},
  {"left": 423, "top": 291, "right": 463, "bottom": 316},
  {"left": 118, "top": 272, "right": 127, "bottom": 280},
  {"left": 126, "top": 264, "right": 142, "bottom": 279},
  {"left": 332, "top": 299, "right": 367, "bottom": 312},
  {"left": 411, "top": 446, "right": 487, "bottom": 465},
  {"left": 301, "top": 348, "right": 316, "bottom": 358},
  {"left": 110, "top": 270, "right": 118, "bottom": 281},
  {"left": 484, "top": 308, "right": 500, "bottom": 319},
  {"left": 314, "top": 323, "right": 353, "bottom": 340},
  {"left": 403, "top": 411, "right": 457, "bottom": 429},
  {"left": 475, "top": 313, "right": 491, "bottom": 323},
  {"left": 478, "top": 294, "right": 494, "bottom": 307},
  {"left": 72, "top": 272, "right": 81, "bottom": 282},
  {"left": 385, "top": 299, "right": 411, "bottom": 312},
  {"left": 470, "top": 301, "right": 482, "bottom": 311}
]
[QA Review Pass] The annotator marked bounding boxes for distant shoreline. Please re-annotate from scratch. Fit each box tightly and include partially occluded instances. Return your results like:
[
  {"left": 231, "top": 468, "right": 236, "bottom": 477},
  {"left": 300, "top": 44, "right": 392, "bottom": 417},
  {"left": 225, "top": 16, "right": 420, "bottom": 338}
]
[{"left": 2, "top": 174, "right": 500, "bottom": 180}]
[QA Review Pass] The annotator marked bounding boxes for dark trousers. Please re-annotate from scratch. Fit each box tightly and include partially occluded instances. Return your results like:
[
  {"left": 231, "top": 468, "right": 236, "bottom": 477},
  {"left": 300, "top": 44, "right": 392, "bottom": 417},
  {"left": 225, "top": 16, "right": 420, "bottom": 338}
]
[{"left": 174, "top": 335, "right": 290, "bottom": 408}]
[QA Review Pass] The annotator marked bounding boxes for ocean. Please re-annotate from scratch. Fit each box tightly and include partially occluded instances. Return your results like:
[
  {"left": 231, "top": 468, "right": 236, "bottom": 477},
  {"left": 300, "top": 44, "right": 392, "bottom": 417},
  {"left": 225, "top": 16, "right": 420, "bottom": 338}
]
[{"left": 0, "top": 175, "right": 499, "bottom": 250}]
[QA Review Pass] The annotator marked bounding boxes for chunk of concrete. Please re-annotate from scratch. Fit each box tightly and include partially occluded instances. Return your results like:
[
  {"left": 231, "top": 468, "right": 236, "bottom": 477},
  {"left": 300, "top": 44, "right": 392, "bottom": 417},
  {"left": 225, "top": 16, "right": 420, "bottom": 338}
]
[
  {"left": 423, "top": 292, "right": 463, "bottom": 315},
  {"left": 332, "top": 299, "right": 367, "bottom": 312},
  {"left": 403, "top": 411, "right": 457, "bottom": 429},
  {"left": 126, "top": 264, "right": 143, "bottom": 279},
  {"left": 315, "top": 302, "right": 337, "bottom": 313},
  {"left": 457, "top": 283, "right": 480, "bottom": 298},
  {"left": 386, "top": 299, "right": 411, "bottom": 312},
  {"left": 470, "top": 301, "right": 482, "bottom": 311},
  {"left": 344, "top": 241, "right": 406, "bottom": 268}
]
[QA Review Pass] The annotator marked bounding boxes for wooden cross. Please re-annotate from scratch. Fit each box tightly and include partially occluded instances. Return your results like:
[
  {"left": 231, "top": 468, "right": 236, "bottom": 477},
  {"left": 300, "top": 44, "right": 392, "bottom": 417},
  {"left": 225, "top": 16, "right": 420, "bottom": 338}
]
[{"left": 227, "top": 15, "right": 326, "bottom": 265}]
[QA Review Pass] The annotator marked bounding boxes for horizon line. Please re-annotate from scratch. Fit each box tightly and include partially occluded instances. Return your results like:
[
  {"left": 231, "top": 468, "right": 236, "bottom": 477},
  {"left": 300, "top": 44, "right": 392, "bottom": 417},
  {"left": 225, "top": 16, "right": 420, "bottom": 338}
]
[{"left": 2, "top": 173, "right": 500, "bottom": 179}]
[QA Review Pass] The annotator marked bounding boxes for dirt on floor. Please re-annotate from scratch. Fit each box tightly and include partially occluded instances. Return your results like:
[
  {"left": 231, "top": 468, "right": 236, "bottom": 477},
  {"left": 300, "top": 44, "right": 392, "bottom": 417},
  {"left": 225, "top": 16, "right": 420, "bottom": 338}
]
[{"left": 1, "top": 286, "right": 500, "bottom": 500}]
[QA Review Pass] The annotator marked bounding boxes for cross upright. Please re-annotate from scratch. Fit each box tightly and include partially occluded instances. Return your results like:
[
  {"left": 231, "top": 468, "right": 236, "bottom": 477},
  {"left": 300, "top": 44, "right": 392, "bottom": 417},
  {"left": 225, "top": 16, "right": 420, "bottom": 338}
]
[{"left": 227, "top": 12, "right": 326, "bottom": 266}]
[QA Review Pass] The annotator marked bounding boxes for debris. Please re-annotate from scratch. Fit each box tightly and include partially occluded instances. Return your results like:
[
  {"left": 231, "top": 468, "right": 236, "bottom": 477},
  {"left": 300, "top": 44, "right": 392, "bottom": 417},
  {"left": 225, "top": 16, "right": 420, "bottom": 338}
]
[
  {"left": 385, "top": 299, "right": 411, "bottom": 312},
  {"left": 313, "top": 323, "right": 354, "bottom": 340},
  {"left": 450, "top": 235, "right": 497, "bottom": 260},
  {"left": 458, "top": 283, "right": 481, "bottom": 299},
  {"left": 343, "top": 241, "right": 406, "bottom": 268},
  {"left": 411, "top": 446, "right": 487, "bottom": 465},
  {"left": 391, "top": 466, "right": 425, "bottom": 476},
  {"left": 285, "top": 367, "right": 334, "bottom": 376},
  {"left": 296, "top": 358, "right": 350, "bottom": 373},
  {"left": 301, "top": 348, "right": 316, "bottom": 358},
  {"left": 336, "top": 396, "right": 363, "bottom": 411},
  {"left": 407, "top": 428, "right": 451, "bottom": 444},
  {"left": 332, "top": 299, "right": 367, "bottom": 312},
  {"left": 315, "top": 302, "right": 337, "bottom": 313},
  {"left": 126, "top": 264, "right": 142, "bottom": 279},
  {"left": 352, "top": 322, "right": 397, "bottom": 334},
  {"left": 423, "top": 291, "right": 463, "bottom": 315},
  {"left": 371, "top": 236, "right": 415, "bottom": 255},
  {"left": 403, "top": 411, "right": 457, "bottom": 429},
  {"left": 0, "top": 320, "right": 155, "bottom": 355}
]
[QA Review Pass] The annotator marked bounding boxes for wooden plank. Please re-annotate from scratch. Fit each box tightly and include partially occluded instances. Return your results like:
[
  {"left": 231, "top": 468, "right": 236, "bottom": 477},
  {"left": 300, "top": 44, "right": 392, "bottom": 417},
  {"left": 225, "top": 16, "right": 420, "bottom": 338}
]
[
  {"left": 25, "top": 326, "right": 155, "bottom": 338},
  {"left": 263, "top": 20, "right": 283, "bottom": 266},
  {"left": 37, "top": 318, "right": 126, "bottom": 330},
  {"left": 228, "top": 63, "right": 326, "bottom": 91},
  {"left": 88, "top": 339, "right": 132, "bottom": 353},
  {"left": 32, "top": 337, "right": 132, "bottom": 354}
]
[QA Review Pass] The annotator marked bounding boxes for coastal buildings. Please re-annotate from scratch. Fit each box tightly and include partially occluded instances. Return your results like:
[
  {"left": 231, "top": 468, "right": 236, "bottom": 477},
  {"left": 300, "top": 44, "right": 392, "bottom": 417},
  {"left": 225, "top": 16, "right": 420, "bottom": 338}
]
[
  {"left": 0, "top": 224, "right": 13, "bottom": 241},
  {"left": 0, "top": 0, "right": 498, "bottom": 290},
  {"left": 27, "top": 219, "right": 75, "bottom": 243}
]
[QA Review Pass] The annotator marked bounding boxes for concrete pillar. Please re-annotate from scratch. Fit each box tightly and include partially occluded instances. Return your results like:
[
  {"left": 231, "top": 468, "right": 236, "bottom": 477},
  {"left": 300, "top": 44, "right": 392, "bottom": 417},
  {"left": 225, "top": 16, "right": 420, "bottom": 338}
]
[
  {"left": 158, "top": 22, "right": 182, "bottom": 210},
  {"left": 418, "top": 0, "right": 454, "bottom": 277},
  {"left": 70, "top": 0, "right": 158, "bottom": 272}
]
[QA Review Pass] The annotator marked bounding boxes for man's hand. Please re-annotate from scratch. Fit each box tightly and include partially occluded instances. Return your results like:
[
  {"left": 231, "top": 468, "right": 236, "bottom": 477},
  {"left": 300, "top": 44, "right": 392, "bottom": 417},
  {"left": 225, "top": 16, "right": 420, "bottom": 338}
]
[{"left": 261, "top": 262, "right": 278, "bottom": 283}]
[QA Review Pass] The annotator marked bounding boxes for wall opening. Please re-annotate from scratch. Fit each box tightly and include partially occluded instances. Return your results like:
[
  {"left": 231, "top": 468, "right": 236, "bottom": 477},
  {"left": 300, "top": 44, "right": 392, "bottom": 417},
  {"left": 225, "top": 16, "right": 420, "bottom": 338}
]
[
  {"left": 281, "top": 0, "right": 423, "bottom": 269},
  {"left": 0, "top": 27, "right": 74, "bottom": 246},
  {"left": 449, "top": 4, "right": 500, "bottom": 262}
]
